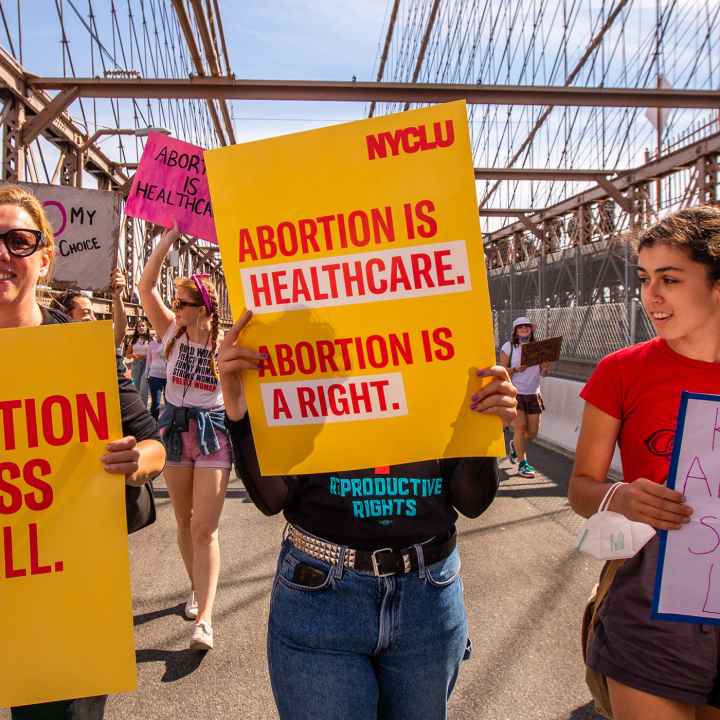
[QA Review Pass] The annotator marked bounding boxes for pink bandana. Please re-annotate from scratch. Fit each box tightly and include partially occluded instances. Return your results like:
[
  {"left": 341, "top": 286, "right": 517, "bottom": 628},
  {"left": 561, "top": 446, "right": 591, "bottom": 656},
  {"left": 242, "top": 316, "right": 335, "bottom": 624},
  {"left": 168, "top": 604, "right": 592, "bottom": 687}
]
[{"left": 191, "top": 273, "right": 213, "bottom": 313}]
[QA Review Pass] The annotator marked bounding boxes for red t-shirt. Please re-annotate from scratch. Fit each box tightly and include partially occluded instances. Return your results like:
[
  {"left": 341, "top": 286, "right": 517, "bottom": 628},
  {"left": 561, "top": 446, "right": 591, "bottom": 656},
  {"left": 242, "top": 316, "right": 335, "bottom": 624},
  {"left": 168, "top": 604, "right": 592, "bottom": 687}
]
[{"left": 580, "top": 337, "right": 720, "bottom": 484}]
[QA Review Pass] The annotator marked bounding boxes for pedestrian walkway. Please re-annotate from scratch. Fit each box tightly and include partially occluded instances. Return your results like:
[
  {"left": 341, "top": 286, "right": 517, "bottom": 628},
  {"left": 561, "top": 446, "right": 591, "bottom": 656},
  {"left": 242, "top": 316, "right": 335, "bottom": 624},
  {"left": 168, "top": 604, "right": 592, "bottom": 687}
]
[{"left": 1, "top": 443, "right": 604, "bottom": 719}]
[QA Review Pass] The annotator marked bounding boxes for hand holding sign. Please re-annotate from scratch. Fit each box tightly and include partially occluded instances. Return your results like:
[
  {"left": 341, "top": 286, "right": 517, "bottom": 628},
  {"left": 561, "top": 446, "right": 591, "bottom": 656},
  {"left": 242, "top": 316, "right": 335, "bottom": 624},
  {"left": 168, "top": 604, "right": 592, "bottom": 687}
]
[
  {"left": 471, "top": 366, "right": 517, "bottom": 428},
  {"left": 110, "top": 269, "right": 126, "bottom": 298},
  {"left": 159, "top": 220, "right": 181, "bottom": 248},
  {"left": 218, "top": 310, "right": 266, "bottom": 421},
  {"left": 101, "top": 435, "right": 141, "bottom": 479},
  {"left": 611, "top": 477, "right": 692, "bottom": 531}
]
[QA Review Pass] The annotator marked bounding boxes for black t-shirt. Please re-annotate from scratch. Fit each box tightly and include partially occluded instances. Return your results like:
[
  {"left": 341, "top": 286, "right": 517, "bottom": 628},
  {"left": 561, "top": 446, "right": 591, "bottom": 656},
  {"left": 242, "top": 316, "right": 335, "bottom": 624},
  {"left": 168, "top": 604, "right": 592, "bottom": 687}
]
[
  {"left": 41, "top": 307, "right": 160, "bottom": 443},
  {"left": 228, "top": 414, "right": 499, "bottom": 550}
]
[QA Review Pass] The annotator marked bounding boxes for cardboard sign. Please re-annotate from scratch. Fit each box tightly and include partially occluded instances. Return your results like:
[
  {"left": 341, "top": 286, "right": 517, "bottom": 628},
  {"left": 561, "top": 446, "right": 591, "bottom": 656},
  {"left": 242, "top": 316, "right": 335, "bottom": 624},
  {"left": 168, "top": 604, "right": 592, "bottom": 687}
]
[
  {"left": 20, "top": 182, "right": 121, "bottom": 292},
  {"left": 124, "top": 132, "right": 216, "bottom": 243},
  {"left": 0, "top": 322, "right": 136, "bottom": 706},
  {"left": 653, "top": 392, "right": 720, "bottom": 624},
  {"left": 520, "top": 336, "right": 563, "bottom": 367},
  {"left": 205, "top": 100, "right": 504, "bottom": 475}
]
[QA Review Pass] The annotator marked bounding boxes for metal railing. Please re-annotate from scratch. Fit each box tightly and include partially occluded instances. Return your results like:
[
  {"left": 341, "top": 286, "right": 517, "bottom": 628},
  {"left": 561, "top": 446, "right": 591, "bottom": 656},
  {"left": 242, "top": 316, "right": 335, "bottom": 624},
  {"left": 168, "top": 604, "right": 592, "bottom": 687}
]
[{"left": 494, "top": 302, "right": 655, "bottom": 364}]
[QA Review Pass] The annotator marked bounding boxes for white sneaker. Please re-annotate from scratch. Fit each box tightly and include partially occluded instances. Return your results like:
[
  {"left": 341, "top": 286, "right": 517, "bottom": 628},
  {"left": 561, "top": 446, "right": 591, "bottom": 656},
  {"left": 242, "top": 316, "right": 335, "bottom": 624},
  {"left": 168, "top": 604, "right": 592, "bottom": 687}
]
[
  {"left": 190, "top": 620, "right": 214, "bottom": 651},
  {"left": 184, "top": 591, "right": 198, "bottom": 620}
]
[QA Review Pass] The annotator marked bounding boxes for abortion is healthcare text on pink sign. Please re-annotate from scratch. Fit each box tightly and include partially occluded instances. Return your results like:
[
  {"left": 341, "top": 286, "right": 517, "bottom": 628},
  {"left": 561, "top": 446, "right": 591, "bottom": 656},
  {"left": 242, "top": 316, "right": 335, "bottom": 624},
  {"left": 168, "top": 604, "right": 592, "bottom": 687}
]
[{"left": 125, "top": 132, "right": 216, "bottom": 243}]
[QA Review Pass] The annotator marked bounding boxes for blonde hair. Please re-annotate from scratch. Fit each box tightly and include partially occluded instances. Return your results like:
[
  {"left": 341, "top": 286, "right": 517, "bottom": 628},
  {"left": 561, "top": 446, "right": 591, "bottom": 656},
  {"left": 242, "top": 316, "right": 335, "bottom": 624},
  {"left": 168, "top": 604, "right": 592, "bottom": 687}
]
[
  {"left": 0, "top": 184, "right": 55, "bottom": 278},
  {"left": 165, "top": 275, "right": 220, "bottom": 378}
]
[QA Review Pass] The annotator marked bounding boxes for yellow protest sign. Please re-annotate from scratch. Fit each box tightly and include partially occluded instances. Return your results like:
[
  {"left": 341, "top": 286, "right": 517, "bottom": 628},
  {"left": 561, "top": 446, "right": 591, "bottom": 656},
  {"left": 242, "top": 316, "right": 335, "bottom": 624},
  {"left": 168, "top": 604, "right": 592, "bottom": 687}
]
[
  {"left": 206, "top": 100, "right": 503, "bottom": 474},
  {"left": 0, "top": 321, "right": 135, "bottom": 707}
]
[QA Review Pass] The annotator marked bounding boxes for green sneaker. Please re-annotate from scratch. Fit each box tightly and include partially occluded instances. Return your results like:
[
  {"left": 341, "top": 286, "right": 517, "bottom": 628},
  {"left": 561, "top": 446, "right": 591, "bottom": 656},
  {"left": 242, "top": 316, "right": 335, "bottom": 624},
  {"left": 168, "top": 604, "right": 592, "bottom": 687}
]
[
  {"left": 518, "top": 460, "right": 536, "bottom": 478},
  {"left": 508, "top": 439, "right": 517, "bottom": 463}
]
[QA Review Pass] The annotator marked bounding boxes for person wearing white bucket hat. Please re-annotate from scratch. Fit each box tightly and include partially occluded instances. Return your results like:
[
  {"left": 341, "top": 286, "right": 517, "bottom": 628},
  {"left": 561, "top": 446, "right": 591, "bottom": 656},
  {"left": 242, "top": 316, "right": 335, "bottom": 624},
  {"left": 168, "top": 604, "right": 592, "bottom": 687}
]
[{"left": 500, "top": 316, "right": 549, "bottom": 478}]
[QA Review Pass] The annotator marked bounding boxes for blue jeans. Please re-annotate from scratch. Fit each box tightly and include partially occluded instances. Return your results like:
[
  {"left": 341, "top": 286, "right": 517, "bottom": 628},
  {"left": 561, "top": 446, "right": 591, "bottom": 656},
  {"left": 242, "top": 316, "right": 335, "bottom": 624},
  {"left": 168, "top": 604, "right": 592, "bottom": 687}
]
[
  {"left": 130, "top": 358, "right": 148, "bottom": 407},
  {"left": 267, "top": 538, "right": 470, "bottom": 720},
  {"left": 147, "top": 376, "right": 166, "bottom": 420}
]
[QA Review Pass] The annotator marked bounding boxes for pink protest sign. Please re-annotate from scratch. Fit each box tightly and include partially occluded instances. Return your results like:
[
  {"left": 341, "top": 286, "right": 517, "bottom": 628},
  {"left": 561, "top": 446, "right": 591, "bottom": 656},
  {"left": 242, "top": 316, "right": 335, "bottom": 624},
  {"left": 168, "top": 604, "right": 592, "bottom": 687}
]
[{"left": 125, "top": 132, "right": 216, "bottom": 243}]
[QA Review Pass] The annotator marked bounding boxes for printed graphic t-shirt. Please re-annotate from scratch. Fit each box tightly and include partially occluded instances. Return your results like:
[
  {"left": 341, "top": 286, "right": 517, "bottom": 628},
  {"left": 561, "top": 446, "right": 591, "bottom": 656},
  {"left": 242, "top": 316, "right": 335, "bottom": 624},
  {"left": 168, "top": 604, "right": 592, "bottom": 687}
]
[
  {"left": 501, "top": 340, "right": 541, "bottom": 394},
  {"left": 161, "top": 321, "right": 223, "bottom": 409},
  {"left": 227, "top": 414, "right": 499, "bottom": 549},
  {"left": 580, "top": 337, "right": 720, "bottom": 484}
]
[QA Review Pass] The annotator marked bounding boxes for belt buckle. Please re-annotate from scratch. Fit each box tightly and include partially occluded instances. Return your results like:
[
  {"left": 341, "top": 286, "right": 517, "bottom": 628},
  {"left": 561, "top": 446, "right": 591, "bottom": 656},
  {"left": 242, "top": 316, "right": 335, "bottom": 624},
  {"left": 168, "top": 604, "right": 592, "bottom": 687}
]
[{"left": 371, "top": 547, "right": 395, "bottom": 577}]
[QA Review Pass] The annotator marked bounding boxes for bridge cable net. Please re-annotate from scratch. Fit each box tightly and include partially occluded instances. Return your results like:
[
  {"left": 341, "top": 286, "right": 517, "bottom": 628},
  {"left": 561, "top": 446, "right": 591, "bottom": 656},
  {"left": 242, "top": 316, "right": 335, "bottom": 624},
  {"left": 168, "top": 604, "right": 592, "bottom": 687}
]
[
  {"left": 369, "top": 0, "right": 719, "bottom": 362},
  {"left": 0, "top": 0, "right": 233, "bottom": 316}
]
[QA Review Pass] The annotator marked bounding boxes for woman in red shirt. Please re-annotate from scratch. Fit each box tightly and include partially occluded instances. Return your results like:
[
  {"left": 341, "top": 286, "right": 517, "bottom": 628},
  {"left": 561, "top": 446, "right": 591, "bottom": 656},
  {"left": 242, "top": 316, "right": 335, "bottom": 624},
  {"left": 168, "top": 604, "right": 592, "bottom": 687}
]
[{"left": 569, "top": 206, "right": 720, "bottom": 719}]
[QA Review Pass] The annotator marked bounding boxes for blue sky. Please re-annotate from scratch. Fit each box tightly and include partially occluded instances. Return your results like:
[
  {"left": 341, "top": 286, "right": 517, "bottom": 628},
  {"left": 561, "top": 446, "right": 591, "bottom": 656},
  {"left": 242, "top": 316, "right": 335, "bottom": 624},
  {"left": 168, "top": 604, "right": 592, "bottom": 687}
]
[
  {"left": 0, "top": 0, "right": 715, "bottom": 221},
  {"left": 0, "top": 1, "right": 390, "bottom": 150},
  {"left": 220, "top": 1, "right": 389, "bottom": 142}
]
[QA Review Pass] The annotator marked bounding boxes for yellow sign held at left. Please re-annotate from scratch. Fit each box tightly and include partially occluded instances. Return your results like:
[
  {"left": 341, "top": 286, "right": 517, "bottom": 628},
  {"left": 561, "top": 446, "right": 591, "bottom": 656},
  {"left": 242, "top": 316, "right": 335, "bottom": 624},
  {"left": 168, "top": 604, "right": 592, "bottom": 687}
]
[{"left": 0, "top": 321, "right": 135, "bottom": 707}]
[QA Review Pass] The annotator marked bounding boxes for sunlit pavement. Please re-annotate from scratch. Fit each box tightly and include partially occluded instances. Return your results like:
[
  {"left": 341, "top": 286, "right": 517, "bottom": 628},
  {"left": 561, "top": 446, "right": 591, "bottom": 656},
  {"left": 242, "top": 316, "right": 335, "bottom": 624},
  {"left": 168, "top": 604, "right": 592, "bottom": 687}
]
[{"left": 2, "top": 441, "right": 604, "bottom": 720}]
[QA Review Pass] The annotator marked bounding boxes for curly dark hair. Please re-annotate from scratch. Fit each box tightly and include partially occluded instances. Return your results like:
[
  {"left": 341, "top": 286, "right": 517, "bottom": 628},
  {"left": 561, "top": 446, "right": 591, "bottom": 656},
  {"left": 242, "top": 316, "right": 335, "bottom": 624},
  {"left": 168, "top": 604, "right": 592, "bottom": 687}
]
[{"left": 636, "top": 205, "right": 720, "bottom": 283}]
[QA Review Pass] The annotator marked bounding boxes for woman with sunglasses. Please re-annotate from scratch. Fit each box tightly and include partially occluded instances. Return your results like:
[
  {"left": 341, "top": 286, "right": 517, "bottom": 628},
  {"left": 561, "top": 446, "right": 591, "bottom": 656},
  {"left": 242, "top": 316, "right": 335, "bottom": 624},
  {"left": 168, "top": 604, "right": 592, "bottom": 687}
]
[
  {"left": 0, "top": 184, "right": 166, "bottom": 720},
  {"left": 139, "top": 222, "right": 230, "bottom": 652}
]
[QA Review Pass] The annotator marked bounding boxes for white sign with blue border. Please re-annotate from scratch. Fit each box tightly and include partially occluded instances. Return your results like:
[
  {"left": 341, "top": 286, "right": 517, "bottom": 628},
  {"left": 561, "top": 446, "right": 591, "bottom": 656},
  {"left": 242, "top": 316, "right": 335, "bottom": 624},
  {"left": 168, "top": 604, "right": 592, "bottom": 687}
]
[{"left": 653, "top": 391, "right": 720, "bottom": 624}]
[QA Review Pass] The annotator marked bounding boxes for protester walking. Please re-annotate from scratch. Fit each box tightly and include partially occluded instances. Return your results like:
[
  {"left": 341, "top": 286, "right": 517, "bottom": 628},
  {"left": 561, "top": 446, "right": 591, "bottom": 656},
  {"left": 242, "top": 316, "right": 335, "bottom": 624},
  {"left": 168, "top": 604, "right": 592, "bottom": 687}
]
[
  {"left": 569, "top": 206, "right": 720, "bottom": 719},
  {"left": 146, "top": 332, "right": 168, "bottom": 420},
  {"left": 216, "top": 310, "right": 518, "bottom": 720},
  {"left": 0, "top": 184, "right": 165, "bottom": 720},
  {"left": 126, "top": 318, "right": 151, "bottom": 406},
  {"left": 500, "top": 316, "right": 549, "bottom": 479},
  {"left": 139, "top": 222, "right": 231, "bottom": 651}
]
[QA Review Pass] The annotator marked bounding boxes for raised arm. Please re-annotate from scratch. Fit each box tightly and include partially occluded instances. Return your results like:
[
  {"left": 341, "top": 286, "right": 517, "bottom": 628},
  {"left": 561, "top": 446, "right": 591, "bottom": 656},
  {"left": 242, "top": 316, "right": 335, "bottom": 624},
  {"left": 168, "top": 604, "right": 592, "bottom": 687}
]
[
  {"left": 138, "top": 224, "right": 178, "bottom": 339},
  {"left": 110, "top": 269, "right": 128, "bottom": 349}
]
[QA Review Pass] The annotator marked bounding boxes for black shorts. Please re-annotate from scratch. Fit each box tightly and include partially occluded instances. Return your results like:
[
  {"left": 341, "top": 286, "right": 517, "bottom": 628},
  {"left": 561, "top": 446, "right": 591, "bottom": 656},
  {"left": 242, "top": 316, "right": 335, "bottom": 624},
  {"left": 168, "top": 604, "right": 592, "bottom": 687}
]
[
  {"left": 517, "top": 393, "right": 543, "bottom": 415},
  {"left": 588, "top": 536, "right": 720, "bottom": 706}
]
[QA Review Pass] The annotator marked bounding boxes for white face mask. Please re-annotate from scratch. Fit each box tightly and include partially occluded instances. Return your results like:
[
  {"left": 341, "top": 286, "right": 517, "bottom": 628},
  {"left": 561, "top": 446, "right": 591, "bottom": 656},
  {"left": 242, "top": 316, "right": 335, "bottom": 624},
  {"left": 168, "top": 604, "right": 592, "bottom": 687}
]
[{"left": 575, "top": 483, "right": 656, "bottom": 560}]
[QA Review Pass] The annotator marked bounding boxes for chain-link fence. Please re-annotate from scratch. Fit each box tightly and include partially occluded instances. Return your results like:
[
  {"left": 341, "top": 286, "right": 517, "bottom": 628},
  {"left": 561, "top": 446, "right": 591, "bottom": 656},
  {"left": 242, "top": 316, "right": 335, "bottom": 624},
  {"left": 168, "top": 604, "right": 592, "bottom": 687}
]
[{"left": 493, "top": 302, "right": 656, "bottom": 363}]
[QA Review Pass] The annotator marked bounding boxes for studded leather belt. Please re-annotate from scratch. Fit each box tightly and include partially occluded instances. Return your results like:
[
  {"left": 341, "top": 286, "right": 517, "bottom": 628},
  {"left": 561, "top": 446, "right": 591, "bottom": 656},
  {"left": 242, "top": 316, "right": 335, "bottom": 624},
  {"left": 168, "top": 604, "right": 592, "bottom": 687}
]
[{"left": 285, "top": 524, "right": 456, "bottom": 577}]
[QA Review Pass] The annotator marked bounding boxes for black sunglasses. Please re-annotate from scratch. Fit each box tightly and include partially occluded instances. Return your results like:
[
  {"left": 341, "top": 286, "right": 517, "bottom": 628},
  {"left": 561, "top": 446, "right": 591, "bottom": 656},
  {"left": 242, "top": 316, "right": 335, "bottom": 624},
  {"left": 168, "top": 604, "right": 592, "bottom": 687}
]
[
  {"left": 173, "top": 298, "right": 203, "bottom": 310},
  {"left": 0, "top": 228, "right": 46, "bottom": 257}
]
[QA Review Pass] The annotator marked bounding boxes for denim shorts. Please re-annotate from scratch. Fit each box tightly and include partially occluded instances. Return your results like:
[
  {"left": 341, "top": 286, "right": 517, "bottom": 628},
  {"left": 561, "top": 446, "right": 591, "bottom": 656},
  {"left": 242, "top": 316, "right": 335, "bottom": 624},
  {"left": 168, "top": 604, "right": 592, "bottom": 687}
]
[
  {"left": 163, "top": 419, "right": 232, "bottom": 470},
  {"left": 267, "top": 537, "right": 471, "bottom": 720}
]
